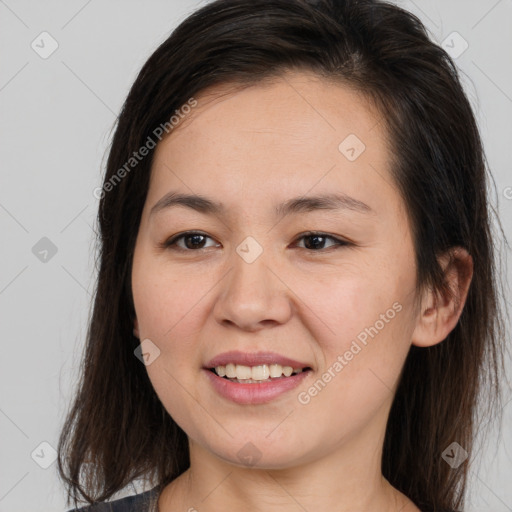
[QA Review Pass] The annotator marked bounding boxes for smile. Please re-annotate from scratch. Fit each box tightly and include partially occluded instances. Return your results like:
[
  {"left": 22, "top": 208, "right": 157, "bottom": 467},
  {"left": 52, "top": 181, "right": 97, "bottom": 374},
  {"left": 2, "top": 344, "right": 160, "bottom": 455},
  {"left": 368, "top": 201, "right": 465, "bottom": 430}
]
[{"left": 210, "top": 363, "right": 308, "bottom": 382}]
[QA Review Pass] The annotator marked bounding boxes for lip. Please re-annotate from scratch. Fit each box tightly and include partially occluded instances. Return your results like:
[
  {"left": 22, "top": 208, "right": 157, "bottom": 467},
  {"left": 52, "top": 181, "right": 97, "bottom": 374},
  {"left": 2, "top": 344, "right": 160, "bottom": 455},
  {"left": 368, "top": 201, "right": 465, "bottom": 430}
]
[
  {"left": 204, "top": 350, "right": 311, "bottom": 370},
  {"left": 203, "top": 367, "right": 311, "bottom": 405}
]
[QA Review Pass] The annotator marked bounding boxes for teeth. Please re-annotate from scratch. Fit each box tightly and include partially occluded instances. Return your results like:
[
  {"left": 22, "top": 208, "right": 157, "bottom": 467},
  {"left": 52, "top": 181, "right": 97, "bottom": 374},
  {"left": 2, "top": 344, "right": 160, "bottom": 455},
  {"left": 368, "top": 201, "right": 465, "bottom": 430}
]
[
  {"left": 225, "top": 363, "right": 237, "bottom": 378},
  {"left": 282, "top": 366, "right": 293, "bottom": 377},
  {"left": 251, "top": 364, "right": 269, "bottom": 380},
  {"left": 213, "top": 363, "right": 305, "bottom": 381},
  {"left": 269, "top": 364, "right": 282, "bottom": 378},
  {"left": 237, "top": 364, "right": 252, "bottom": 380}
]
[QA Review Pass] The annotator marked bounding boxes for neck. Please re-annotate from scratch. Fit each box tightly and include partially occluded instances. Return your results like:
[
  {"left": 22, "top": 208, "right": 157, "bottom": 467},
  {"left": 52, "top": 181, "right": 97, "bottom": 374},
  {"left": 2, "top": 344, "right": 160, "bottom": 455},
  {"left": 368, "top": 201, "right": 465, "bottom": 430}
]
[{"left": 158, "top": 425, "right": 420, "bottom": 512}]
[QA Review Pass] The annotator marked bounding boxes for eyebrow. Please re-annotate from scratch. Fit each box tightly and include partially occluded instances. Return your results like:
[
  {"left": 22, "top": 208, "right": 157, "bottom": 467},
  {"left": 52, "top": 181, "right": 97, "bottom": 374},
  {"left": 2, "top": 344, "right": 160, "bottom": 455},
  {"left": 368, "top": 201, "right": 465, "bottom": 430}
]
[{"left": 149, "top": 191, "right": 374, "bottom": 219}]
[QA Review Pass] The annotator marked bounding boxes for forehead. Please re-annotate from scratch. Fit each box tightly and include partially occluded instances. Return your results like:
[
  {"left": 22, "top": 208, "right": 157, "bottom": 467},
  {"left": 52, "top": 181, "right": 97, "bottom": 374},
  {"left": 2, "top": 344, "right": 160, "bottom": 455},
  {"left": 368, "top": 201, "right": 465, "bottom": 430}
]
[
  {"left": 162, "top": 71, "right": 383, "bottom": 153},
  {"left": 147, "top": 70, "right": 402, "bottom": 222}
]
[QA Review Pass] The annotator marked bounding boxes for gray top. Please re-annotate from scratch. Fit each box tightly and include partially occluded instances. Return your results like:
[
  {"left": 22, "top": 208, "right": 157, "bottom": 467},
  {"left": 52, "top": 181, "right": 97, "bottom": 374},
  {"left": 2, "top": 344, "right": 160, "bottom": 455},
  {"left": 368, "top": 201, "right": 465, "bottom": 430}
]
[
  {"left": 66, "top": 486, "right": 161, "bottom": 512},
  {"left": 66, "top": 486, "right": 460, "bottom": 512}
]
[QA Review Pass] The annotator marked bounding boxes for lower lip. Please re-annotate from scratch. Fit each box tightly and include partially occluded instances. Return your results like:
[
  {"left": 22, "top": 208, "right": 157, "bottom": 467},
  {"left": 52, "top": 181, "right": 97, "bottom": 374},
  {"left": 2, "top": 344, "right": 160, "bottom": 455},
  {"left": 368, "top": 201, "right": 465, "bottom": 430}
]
[{"left": 203, "top": 368, "right": 311, "bottom": 405}]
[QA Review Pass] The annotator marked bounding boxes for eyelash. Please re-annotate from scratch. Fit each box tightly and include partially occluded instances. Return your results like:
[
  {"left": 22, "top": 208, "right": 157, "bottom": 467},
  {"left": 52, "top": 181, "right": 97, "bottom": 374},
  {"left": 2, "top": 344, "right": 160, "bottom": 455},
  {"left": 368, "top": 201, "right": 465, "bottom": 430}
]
[{"left": 161, "top": 231, "right": 350, "bottom": 252}]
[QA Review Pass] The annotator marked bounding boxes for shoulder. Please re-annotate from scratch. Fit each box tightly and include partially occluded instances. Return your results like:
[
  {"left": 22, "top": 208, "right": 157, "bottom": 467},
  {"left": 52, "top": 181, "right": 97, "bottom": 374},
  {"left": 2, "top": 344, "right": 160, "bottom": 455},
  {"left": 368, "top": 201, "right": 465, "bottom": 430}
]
[{"left": 66, "top": 486, "right": 161, "bottom": 512}]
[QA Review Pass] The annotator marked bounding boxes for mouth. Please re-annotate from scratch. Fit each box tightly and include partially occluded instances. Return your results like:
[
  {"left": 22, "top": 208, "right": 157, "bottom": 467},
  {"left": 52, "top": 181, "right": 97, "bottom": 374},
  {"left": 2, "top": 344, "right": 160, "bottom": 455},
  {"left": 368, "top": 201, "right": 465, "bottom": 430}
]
[
  {"left": 202, "top": 351, "right": 313, "bottom": 403},
  {"left": 208, "top": 363, "right": 312, "bottom": 384}
]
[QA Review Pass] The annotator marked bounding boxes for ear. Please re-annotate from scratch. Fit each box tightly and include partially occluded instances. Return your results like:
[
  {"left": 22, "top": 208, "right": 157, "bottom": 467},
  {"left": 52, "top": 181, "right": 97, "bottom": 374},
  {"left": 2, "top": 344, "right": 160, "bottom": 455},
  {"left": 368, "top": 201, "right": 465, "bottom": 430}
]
[
  {"left": 411, "top": 247, "right": 473, "bottom": 347},
  {"left": 133, "top": 317, "right": 140, "bottom": 339}
]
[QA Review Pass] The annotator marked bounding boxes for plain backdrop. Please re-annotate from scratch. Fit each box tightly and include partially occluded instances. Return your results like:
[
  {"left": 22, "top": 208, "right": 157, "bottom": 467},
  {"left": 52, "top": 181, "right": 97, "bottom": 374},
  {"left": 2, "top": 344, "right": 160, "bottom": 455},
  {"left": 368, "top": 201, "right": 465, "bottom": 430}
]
[{"left": 0, "top": 0, "right": 511, "bottom": 510}]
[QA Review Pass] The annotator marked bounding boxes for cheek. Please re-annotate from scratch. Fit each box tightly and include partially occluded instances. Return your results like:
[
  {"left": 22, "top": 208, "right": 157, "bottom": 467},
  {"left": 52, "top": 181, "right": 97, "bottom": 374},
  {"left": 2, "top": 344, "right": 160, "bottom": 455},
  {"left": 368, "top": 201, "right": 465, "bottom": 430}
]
[
  {"left": 133, "top": 278, "right": 205, "bottom": 387},
  {"left": 131, "top": 252, "right": 209, "bottom": 410},
  {"left": 292, "top": 301, "right": 413, "bottom": 448},
  {"left": 296, "top": 262, "right": 408, "bottom": 354},
  {"left": 293, "top": 260, "right": 416, "bottom": 406},
  {"left": 132, "top": 253, "right": 209, "bottom": 340},
  {"left": 132, "top": 265, "right": 210, "bottom": 433}
]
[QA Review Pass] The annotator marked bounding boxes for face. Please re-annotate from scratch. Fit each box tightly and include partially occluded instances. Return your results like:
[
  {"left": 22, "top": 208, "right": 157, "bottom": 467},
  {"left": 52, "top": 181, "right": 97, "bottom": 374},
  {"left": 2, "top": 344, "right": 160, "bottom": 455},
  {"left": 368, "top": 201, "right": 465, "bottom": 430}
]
[{"left": 131, "top": 70, "right": 421, "bottom": 469}]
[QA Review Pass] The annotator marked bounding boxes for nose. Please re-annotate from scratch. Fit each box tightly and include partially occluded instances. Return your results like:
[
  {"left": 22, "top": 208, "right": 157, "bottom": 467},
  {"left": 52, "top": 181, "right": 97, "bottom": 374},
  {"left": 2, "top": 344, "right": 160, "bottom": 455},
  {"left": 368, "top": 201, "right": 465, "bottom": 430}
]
[{"left": 213, "top": 245, "right": 293, "bottom": 332}]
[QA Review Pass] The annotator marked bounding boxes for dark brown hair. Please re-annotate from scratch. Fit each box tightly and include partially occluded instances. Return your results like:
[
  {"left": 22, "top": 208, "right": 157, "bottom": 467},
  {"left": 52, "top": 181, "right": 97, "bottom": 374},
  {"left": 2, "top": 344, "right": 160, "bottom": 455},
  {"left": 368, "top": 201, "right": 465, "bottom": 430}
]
[{"left": 57, "top": 0, "right": 507, "bottom": 510}]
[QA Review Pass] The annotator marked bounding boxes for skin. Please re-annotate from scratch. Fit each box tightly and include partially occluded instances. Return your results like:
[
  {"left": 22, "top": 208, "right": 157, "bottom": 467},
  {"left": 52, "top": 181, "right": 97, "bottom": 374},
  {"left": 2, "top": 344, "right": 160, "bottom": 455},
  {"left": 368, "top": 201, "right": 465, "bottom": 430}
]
[{"left": 131, "top": 70, "right": 473, "bottom": 512}]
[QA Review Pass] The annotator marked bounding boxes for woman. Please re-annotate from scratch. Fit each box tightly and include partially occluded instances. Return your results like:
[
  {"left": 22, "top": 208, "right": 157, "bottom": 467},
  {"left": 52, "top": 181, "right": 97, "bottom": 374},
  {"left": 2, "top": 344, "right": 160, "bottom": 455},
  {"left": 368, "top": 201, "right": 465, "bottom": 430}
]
[{"left": 58, "top": 0, "right": 506, "bottom": 510}]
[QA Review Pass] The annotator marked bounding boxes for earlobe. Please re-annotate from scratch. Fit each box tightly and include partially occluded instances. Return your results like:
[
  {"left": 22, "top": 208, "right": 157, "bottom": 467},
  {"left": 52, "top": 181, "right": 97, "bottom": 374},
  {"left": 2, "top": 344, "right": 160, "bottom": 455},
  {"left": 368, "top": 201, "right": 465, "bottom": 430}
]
[{"left": 411, "top": 247, "right": 473, "bottom": 348}]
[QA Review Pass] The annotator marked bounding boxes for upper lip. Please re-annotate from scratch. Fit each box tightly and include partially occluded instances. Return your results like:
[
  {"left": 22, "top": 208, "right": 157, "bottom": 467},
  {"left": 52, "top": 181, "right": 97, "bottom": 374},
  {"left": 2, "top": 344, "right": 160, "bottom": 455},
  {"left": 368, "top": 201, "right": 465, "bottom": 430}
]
[{"left": 204, "top": 350, "right": 311, "bottom": 369}]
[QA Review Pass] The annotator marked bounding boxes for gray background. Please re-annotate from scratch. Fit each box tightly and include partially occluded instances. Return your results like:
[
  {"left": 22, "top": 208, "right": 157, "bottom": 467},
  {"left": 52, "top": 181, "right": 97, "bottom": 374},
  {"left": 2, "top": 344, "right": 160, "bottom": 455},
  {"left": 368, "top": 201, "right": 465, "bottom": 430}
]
[{"left": 0, "top": 0, "right": 511, "bottom": 510}]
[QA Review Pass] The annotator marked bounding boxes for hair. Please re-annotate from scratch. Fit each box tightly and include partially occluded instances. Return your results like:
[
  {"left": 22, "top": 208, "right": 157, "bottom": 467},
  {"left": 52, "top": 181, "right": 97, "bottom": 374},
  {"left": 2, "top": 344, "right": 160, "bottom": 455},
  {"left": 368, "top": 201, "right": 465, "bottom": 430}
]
[{"left": 57, "top": 0, "right": 508, "bottom": 510}]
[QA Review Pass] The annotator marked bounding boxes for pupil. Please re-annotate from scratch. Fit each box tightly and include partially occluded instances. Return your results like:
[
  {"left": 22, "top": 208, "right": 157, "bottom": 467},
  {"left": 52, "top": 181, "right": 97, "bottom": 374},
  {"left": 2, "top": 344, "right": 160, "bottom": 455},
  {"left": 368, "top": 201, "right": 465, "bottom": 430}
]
[
  {"left": 305, "top": 235, "right": 325, "bottom": 250},
  {"left": 186, "top": 234, "right": 205, "bottom": 249}
]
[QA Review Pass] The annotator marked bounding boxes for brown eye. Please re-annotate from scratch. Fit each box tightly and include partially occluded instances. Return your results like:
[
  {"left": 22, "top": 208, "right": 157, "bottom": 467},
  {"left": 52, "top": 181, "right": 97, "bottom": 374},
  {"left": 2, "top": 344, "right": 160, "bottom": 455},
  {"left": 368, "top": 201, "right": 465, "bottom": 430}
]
[
  {"left": 295, "top": 232, "right": 349, "bottom": 251},
  {"left": 164, "top": 232, "right": 219, "bottom": 251}
]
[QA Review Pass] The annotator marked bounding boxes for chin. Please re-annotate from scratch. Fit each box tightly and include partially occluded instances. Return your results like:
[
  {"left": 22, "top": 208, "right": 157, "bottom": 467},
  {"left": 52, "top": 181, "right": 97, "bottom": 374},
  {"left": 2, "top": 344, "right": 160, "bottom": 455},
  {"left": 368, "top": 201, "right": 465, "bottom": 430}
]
[{"left": 206, "top": 437, "right": 313, "bottom": 471}]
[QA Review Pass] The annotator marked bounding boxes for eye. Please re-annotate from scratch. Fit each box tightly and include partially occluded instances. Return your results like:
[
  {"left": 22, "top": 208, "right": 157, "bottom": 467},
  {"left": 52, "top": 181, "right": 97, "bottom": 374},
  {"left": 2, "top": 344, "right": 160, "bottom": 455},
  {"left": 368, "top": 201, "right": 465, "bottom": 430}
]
[
  {"left": 162, "top": 231, "right": 219, "bottom": 251},
  {"left": 293, "top": 232, "right": 349, "bottom": 251},
  {"left": 161, "top": 231, "right": 350, "bottom": 252}
]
